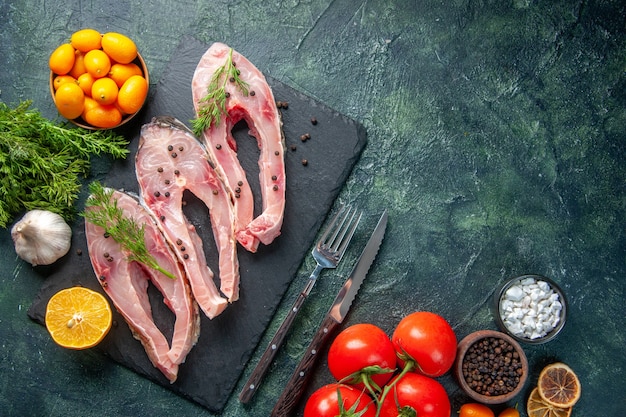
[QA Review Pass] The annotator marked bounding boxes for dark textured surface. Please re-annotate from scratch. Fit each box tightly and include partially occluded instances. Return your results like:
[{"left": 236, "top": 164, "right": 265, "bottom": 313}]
[
  {"left": 25, "top": 37, "right": 367, "bottom": 413},
  {"left": 1, "top": 1, "right": 625, "bottom": 416}
]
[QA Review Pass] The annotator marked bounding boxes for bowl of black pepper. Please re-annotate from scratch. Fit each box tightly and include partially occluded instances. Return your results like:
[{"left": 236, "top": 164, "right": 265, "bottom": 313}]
[{"left": 454, "top": 329, "right": 529, "bottom": 404}]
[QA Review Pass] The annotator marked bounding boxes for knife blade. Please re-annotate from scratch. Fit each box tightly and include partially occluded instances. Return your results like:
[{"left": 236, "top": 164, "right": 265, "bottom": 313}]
[{"left": 270, "top": 210, "right": 388, "bottom": 417}]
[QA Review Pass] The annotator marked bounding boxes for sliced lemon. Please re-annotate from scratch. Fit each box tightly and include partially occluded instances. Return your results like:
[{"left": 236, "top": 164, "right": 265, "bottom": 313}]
[
  {"left": 45, "top": 286, "right": 112, "bottom": 350},
  {"left": 527, "top": 387, "right": 572, "bottom": 417},
  {"left": 537, "top": 362, "right": 581, "bottom": 409}
]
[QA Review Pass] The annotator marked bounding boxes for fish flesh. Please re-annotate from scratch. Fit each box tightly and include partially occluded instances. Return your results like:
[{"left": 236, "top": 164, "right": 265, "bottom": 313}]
[
  {"left": 136, "top": 116, "right": 239, "bottom": 317},
  {"left": 85, "top": 189, "right": 200, "bottom": 383},
  {"left": 192, "top": 42, "right": 286, "bottom": 253}
]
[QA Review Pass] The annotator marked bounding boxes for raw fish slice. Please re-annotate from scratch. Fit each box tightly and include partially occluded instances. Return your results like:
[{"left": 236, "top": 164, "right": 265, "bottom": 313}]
[
  {"left": 192, "top": 42, "right": 286, "bottom": 253},
  {"left": 85, "top": 189, "right": 200, "bottom": 383},
  {"left": 136, "top": 116, "right": 239, "bottom": 317}
]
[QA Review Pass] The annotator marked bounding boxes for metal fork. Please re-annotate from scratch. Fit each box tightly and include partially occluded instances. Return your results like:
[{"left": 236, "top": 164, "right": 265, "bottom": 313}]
[{"left": 238, "top": 205, "right": 362, "bottom": 403}]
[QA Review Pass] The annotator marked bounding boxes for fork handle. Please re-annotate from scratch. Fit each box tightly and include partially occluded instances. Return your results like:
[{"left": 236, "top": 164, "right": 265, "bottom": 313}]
[
  {"left": 239, "top": 265, "right": 324, "bottom": 403},
  {"left": 238, "top": 292, "right": 307, "bottom": 403}
]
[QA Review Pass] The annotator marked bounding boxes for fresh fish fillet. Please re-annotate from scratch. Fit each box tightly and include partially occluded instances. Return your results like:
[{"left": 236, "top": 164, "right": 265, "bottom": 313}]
[
  {"left": 136, "top": 116, "right": 239, "bottom": 317},
  {"left": 85, "top": 189, "right": 200, "bottom": 383},
  {"left": 192, "top": 42, "right": 286, "bottom": 253}
]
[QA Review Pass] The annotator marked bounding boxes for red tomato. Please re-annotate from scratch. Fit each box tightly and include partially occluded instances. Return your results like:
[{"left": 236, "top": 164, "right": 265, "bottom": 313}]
[
  {"left": 391, "top": 311, "right": 457, "bottom": 377},
  {"left": 459, "top": 403, "right": 495, "bottom": 417},
  {"left": 328, "top": 323, "right": 397, "bottom": 389},
  {"left": 304, "top": 384, "right": 376, "bottom": 417},
  {"left": 379, "top": 372, "right": 451, "bottom": 417}
]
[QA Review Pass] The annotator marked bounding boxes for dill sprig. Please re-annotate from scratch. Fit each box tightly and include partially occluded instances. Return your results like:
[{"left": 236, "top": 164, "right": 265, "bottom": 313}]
[
  {"left": 83, "top": 181, "right": 176, "bottom": 280},
  {"left": 191, "top": 48, "right": 249, "bottom": 137},
  {"left": 0, "top": 100, "right": 129, "bottom": 228}
]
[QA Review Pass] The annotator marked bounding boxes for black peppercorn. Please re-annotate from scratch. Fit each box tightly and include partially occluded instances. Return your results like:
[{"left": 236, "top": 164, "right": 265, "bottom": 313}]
[{"left": 461, "top": 337, "right": 523, "bottom": 397}]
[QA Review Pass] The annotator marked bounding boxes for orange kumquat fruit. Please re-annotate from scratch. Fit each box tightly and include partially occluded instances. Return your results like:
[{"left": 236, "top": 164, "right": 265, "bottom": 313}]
[
  {"left": 68, "top": 50, "right": 87, "bottom": 79},
  {"left": 109, "top": 62, "right": 143, "bottom": 87},
  {"left": 83, "top": 103, "right": 123, "bottom": 128},
  {"left": 70, "top": 28, "right": 102, "bottom": 53},
  {"left": 49, "top": 43, "right": 76, "bottom": 75},
  {"left": 91, "top": 77, "right": 119, "bottom": 106},
  {"left": 101, "top": 32, "right": 137, "bottom": 64},
  {"left": 84, "top": 49, "right": 111, "bottom": 79},
  {"left": 54, "top": 82, "right": 85, "bottom": 119},
  {"left": 53, "top": 75, "right": 77, "bottom": 90},
  {"left": 117, "top": 75, "right": 148, "bottom": 115},
  {"left": 76, "top": 72, "right": 95, "bottom": 97},
  {"left": 81, "top": 96, "right": 99, "bottom": 119}
]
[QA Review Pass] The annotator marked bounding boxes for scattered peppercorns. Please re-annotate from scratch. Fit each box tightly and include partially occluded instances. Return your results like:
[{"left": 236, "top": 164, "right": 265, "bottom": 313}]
[{"left": 461, "top": 337, "right": 523, "bottom": 397}]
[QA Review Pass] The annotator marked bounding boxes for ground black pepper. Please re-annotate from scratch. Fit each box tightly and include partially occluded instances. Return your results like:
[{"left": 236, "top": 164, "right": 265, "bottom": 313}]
[{"left": 461, "top": 337, "right": 523, "bottom": 397}]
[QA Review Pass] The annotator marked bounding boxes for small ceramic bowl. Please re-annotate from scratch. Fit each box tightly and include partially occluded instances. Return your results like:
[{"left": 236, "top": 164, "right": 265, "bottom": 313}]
[
  {"left": 454, "top": 330, "right": 529, "bottom": 404},
  {"left": 49, "top": 52, "right": 149, "bottom": 130},
  {"left": 494, "top": 274, "right": 567, "bottom": 344}
]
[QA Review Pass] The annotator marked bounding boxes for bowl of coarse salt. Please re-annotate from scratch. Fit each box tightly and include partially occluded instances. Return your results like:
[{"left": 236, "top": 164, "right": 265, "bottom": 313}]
[{"left": 494, "top": 274, "right": 567, "bottom": 344}]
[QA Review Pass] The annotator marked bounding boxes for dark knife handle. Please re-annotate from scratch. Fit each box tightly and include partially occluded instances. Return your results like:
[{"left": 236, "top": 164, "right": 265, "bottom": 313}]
[
  {"left": 238, "top": 292, "right": 308, "bottom": 403},
  {"left": 271, "top": 314, "right": 340, "bottom": 417}
]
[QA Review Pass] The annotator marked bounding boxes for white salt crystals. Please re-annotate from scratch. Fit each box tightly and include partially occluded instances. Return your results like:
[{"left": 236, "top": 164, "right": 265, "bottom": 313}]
[{"left": 499, "top": 276, "right": 564, "bottom": 341}]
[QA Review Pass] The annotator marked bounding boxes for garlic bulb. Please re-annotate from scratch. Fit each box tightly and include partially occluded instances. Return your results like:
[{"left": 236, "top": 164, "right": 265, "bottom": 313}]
[{"left": 11, "top": 210, "right": 72, "bottom": 266}]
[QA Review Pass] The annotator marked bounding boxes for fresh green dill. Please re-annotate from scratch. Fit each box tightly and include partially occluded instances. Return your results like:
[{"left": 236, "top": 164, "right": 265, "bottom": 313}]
[
  {"left": 83, "top": 181, "right": 176, "bottom": 280},
  {"left": 0, "top": 100, "right": 129, "bottom": 228},
  {"left": 191, "top": 48, "right": 249, "bottom": 137}
]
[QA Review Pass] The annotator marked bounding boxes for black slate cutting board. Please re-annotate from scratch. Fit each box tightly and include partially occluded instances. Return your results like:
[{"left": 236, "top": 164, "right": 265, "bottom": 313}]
[{"left": 27, "top": 37, "right": 366, "bottom": 413}]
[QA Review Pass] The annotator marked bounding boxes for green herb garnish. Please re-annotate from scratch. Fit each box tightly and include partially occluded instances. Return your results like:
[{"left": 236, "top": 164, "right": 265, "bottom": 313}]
[
  {"left": 83, "top": 181, "right": 176, "bottom": 279},
  {"left": 0, "top": 100, "right": 129, "bottom": 228},
  {"left": 191, "top": 48, "right": 249, "bottom": 136}
]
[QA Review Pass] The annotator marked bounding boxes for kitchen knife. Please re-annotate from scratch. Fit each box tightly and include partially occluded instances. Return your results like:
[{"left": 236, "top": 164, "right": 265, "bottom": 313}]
[{"left": 270, "top": 210, "right": 388, "bottom": 417}]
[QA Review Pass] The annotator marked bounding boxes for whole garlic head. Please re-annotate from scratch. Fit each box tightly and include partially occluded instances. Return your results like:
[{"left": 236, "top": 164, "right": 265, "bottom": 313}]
[{"left": 11, "top": 210, "right": 72, "bottom": 266}]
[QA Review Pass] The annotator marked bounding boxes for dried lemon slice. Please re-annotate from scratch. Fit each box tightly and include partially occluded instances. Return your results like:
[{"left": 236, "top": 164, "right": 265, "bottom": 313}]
[
  {"left": 537, "top": 362, "right": 581, "bottom": 408},
  {"left": 527, "top": 387, "right": 572, "bottom": 417},
  {"left": 45, "top": 286, "right": 112, "bottom": 350}
]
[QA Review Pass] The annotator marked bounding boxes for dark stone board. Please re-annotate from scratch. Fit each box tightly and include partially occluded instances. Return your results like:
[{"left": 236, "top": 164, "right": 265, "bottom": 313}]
[{"left": 27, "top": 37, "right": 366, "bottom": 413}]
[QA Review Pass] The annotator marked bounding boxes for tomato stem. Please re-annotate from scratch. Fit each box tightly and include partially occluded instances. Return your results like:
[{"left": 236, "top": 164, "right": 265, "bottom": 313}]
[{"left": 374, "top": 359, "right": 416, "bottom": 417}]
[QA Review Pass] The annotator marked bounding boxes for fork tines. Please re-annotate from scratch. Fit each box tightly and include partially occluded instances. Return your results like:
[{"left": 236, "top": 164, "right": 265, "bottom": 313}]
[{"left": 320, "top": 205, "right": 362, "bottom": 260}]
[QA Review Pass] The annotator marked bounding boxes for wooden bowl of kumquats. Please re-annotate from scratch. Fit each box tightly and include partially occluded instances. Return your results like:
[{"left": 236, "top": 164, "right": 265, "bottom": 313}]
[{"left": 49, "top": 28, "right": 149, "bottom": 130}]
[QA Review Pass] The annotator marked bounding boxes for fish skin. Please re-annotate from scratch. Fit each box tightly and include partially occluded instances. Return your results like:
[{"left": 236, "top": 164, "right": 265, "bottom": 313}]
[
  {"left": 136, "top": 117, "right": 240, "bottom": 316},
  {"left": 85, "top": 189, "right": 200, "bottom": 383},
  {"left": 192, "top": 42, "right": 286, "bottom": 253}
]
